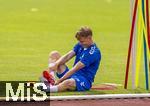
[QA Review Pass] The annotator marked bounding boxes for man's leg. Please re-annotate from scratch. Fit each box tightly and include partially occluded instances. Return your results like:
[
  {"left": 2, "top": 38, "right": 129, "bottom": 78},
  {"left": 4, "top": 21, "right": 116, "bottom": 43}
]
[
  {"left": 40, "top": 51, "right": 66, "bottom": 85},
  {"left": 49, "top": 75, "right": 92, "bottom": 92},
  {"left": 50, "top": 78, "right": 76, "bottom": 92},
  {"left": 47, "top": 51, "right": 77, "bottom": 92},
  {"left": 48, "top": 51, "right": 67, "bottom": 74}
]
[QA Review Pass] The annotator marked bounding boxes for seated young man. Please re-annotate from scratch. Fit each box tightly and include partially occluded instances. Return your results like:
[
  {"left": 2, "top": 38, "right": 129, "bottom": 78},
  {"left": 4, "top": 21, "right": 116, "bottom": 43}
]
[{"left": 41, "top": 26, "right": 101, "bottom": 92}]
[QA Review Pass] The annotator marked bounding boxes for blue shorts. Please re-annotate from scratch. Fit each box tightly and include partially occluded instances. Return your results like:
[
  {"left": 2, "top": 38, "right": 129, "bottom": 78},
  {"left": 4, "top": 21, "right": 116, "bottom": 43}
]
[{"left": 56, "top": 67, "right": 92, "bottom": 91}]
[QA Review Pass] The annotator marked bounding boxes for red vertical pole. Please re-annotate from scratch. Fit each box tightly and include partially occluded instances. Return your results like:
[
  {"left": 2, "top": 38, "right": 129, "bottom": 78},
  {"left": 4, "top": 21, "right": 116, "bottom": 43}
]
[{"left": 124, "top": 0, "right": 138, "bottom": 89}]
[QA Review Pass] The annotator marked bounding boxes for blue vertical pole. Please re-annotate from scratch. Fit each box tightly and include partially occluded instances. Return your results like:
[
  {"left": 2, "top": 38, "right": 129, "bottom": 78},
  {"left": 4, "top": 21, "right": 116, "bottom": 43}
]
[
  {"left": 142, "top": 0, "right": 149, "bottom": 90},
  {"left": 143, "top": 34, "right": 149, "bottom": 90}
]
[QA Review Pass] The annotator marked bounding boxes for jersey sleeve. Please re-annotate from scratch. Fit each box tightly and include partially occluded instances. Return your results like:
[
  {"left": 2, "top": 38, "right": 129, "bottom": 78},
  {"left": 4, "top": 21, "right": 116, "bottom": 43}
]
[
  {"left": 80, "top": 51, "right": 99, "bottom": 67},
  {"left": 73, "top": 43, "right": 80, "bottom": 55}
]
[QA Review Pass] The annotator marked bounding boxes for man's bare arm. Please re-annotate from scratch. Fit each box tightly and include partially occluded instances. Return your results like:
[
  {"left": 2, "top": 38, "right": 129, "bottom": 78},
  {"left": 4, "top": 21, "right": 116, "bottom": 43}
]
[
  {"left": 55, "top": 61, "right": 85, "bottom": 84},
  {"left": 49, "top": 50, "right": 75, "bottom": 70},
  {"left": 56, "top": 50, "right": 75, "bottom": 65}
]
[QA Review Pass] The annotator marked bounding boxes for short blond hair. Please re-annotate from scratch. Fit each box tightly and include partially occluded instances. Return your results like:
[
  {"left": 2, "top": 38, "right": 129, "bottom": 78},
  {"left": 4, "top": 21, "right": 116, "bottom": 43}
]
[{"left": 75, "top": 26, "right": 92, "bottom": 40}]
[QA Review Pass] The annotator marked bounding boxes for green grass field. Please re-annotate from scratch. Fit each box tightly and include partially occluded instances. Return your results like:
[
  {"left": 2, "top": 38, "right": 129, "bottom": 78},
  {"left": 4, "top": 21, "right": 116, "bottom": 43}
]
[{"left": 0, "top": 0, "right": 150, "bottom": 95}]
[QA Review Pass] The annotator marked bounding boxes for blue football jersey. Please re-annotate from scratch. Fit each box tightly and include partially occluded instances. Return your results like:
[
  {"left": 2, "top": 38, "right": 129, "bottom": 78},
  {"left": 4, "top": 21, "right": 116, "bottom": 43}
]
[{"left": 73, "top": 43, "right": 101, "bottom": 83}]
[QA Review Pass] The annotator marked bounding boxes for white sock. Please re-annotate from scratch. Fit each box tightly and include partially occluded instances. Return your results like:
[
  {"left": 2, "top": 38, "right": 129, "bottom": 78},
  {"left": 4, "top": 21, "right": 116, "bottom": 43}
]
[
  {"left": 50, "top": 86, "right": 58, "bottom": 92},
  {"left": 46, "top": 85, "right": 58, "bottom": 93}
]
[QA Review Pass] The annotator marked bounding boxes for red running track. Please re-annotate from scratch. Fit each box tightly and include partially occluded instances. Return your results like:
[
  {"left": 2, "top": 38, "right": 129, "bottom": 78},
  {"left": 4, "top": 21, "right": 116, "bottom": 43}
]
[
  {"left": 0, "top": 98, "right": 150, "bottom": 106},
  {"left": 50, "top": 98, "right": 150, "bottom": 106}
]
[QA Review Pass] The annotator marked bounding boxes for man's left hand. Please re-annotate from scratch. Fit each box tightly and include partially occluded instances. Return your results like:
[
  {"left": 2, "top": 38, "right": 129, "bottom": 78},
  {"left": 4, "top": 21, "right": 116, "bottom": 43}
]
[{"left": 55, "top": 79, "right": 62, "bottom": 85}]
